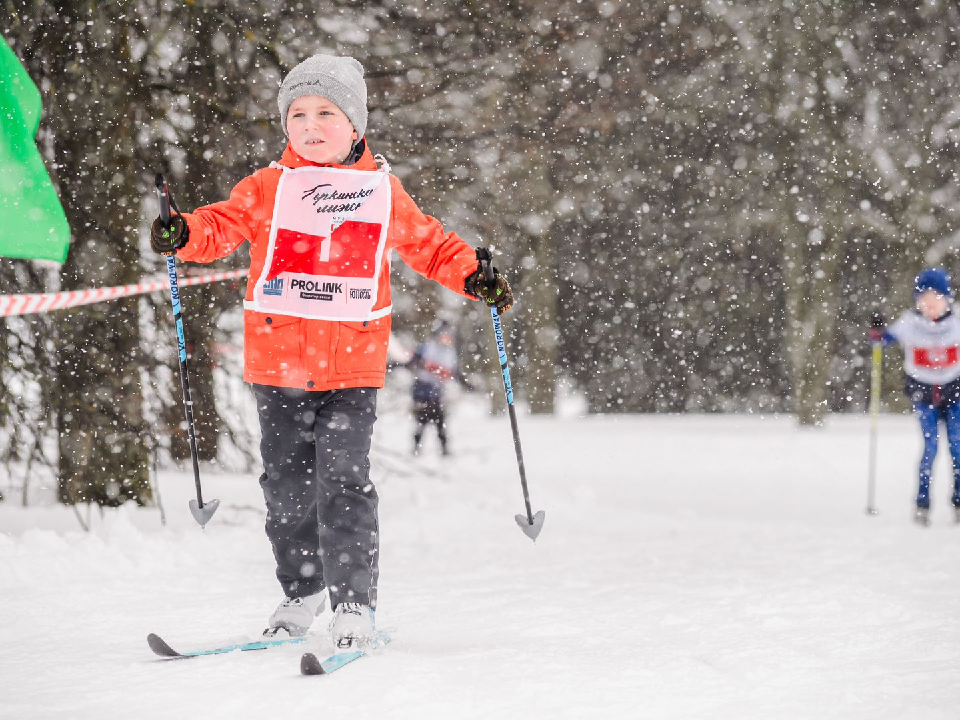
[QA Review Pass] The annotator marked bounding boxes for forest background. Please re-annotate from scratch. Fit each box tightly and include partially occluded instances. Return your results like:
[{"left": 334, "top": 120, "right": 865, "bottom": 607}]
[{"left": 3, "top": 0, "right": 958, "bottom": 506}]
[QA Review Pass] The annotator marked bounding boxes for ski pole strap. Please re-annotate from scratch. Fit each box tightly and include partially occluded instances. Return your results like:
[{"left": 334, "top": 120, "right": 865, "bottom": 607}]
[
  {"left": 155, "top": 171, "right": 187, "bottom": 249},
  {"left": 477, "top": 246, "right": 495, "bottom": 285},
  {"left": 156, "top": 173, "right": 172, "bottom": 224}
]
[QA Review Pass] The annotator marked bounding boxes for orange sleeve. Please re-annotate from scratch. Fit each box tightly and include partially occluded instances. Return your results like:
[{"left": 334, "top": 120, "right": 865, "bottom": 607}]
[
  {"left": 176, "top": 172, "right": 265, "bottom": 264},
  {"left": 389, "top": 176, "right": 480, "bottom": 298}
]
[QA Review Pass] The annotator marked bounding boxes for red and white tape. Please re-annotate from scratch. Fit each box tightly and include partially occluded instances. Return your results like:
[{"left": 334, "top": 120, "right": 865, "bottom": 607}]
[{"left": 0, "top": 268, "right": 249, "bottom": 318}]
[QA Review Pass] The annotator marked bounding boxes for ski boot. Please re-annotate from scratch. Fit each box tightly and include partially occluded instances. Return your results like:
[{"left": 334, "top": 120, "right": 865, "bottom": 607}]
[
  {"left": 914, "top": 506, "right": 931, "bottom": 527},
  {"left": 330, "top": 602, "right": 376, "bottom": 651},
  {"left": 263, "top": 590, "right": 327, "bottom": 638},
  {"left": 954, "top": 506, "right": 960, "bottom": 524}
]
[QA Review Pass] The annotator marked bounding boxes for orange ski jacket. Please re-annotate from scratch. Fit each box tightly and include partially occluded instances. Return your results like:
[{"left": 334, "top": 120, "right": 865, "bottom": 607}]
[{"left": 176, "top": 141, "right": 479, "bottom": 391}]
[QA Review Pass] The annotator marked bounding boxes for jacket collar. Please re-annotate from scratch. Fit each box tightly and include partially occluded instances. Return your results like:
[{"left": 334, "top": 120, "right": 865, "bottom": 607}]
[{"left": 278, "top": 138, "right": 378, "bottom": 171}]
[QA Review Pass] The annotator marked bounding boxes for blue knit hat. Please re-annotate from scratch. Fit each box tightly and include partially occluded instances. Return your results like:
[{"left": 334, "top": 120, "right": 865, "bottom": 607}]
[{"left": 914, "top": 267, "right": 952, "bottom": 298}]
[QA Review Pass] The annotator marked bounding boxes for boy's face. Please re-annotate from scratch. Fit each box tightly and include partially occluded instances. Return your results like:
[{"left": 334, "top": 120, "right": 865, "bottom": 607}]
[
  {"left": 917, "top": 289, "right": 949, "bottom": 320},
  {"left": 286, "top": 95, "right": 358, "bottom": 164}
]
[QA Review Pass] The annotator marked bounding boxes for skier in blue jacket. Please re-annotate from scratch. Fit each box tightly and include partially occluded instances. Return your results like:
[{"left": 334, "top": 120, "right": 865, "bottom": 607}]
[{"left": 872, "top": 267, "right": 960, "bottom": 525}]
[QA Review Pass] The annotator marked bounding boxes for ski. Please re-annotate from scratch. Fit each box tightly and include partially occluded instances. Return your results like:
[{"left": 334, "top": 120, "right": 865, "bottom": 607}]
[
  {"left": 300, "top": 649, "right": 364, "bottom": 675},
  {"left": 300, "top": 634, "right": 391, "bottom": 676},
  {"left": 147, "top": 631, "right": 306, "bottom": 659}
]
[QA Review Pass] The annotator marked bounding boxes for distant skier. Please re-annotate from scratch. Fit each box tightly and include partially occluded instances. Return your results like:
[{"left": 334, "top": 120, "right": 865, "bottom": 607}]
[
  {"left": 872, "top": 267, "right": 960, "bottom": 526},
  {"left": 409, "top": 320, "right": 474, "bottom": 456},
  {"left": 149, "top": 54, "right": 514, "bottom": 648}
]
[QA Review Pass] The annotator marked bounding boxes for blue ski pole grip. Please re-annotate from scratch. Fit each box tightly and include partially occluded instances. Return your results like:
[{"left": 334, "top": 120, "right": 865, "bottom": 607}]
[
  {"left": 492, "top": 305, "right": 514, "bottom": 405},
  {"left": 166, "top": 256, "right": 187, "bottom": 363}
]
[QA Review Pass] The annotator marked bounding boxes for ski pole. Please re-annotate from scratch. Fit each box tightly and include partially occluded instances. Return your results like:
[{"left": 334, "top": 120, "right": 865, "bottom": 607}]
[
  {"left": 477, "top": 247, "right": 545, "bottom": 542},
  {"left": 155, "top": 173, "right": 219, "bottom": 528},
  {"left": 866, "top": 312, "right": 883, "bottom": 516}
]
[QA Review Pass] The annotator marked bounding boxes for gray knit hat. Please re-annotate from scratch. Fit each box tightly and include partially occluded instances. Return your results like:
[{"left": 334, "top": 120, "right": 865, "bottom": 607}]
[{"left": 278, "top": 54, "right": 368, "bottom": 138}]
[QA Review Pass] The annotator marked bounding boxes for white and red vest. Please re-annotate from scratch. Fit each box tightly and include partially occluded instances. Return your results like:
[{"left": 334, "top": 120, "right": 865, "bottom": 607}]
[
  {"left": 889, "top": 308, "right": 960, "bottom": 385},
  {"left": 245, "top": 164, "right": 392, "bottom": 322}
]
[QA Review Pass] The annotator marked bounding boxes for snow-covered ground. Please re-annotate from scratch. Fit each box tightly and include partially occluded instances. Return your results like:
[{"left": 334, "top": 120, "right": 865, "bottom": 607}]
[{"left": 2, "top": 406, "right": 959, "bottom": 719}]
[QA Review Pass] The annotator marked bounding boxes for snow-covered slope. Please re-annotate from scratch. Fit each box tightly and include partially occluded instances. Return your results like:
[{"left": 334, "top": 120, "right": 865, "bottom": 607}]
[{"left": 2, "top": 409, "right": 958, "bottom": 719}]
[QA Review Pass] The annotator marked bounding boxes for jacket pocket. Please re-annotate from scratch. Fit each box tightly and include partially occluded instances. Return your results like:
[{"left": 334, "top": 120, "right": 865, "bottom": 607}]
[
  {"left": 334, "top": 317, "right": 390, "bottom": 376},
  {"left": 244, "top": 310, "right": 303, "bottom": 375}
]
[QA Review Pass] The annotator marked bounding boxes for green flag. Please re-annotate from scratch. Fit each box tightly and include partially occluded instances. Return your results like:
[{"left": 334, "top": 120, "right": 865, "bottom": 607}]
[{"left": 0, "top": 37, "right": 70, "bottom": 263}]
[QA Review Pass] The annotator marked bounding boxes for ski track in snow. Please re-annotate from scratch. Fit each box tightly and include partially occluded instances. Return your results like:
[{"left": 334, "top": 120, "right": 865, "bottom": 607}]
[{"left": 2, "top": 410, "right": 959, "bottom": 719}]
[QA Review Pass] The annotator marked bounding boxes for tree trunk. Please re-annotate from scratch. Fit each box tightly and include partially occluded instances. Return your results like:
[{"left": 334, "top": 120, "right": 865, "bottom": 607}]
[
  {"left": 783, "top": 226, "right": 843, "bottom": 427},
  {"left": 523, "top": 229, "right": 558, "bottom": 414},
  {"left": 47, "top": 5, "right": 151, "bottom": 505}
]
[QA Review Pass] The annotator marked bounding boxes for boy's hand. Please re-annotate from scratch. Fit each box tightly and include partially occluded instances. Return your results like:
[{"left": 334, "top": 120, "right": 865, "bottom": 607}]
[
  {"left": 869, "top": 312, "right": 885, "bottom": 342},
  {"left": 150, "top": 216, "right": 189, "bottom": 255},
  {"left": 465, "top": 266, "right": 514, "bottom": 313}
]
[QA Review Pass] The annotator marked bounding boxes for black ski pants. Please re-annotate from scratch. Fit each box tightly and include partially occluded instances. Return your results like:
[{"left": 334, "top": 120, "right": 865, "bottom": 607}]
[{"left": 254, "top": 384, "right": 379, "bottom": 609}]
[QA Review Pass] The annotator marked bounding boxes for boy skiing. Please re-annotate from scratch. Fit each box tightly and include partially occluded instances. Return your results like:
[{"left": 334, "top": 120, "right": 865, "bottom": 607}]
[
  {"left": 150, "top": 54, "right": 514, "bottom": 648},
  {"left": 872, "top": 267, "right": 960, "bottom": 526}
]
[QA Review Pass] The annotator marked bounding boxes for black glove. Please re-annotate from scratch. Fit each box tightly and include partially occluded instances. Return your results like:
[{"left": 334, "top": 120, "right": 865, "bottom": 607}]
[
  {"left": 869, "top": 311, "right": 885, "bottom": 342},
  {"left": 464, "top": 265, "right": 514, "bottom": 313},
  {"left": 150, "top": 215, "right": 189, "bottom": 255}
]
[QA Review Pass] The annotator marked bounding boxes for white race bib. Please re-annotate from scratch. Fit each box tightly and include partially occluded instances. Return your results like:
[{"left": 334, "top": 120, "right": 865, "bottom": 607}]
[
  {"left": 890, "top": 307, "right": 960, "bottom": 385},
  {"left": 246, "top": 165, "right": 392, "bottom": 321}
]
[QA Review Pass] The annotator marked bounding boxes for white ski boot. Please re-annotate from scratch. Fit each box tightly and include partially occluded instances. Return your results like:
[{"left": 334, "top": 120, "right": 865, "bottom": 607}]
[
  {"left": 330, "top": 602, "right": 376, "bottom": 651},
  {"left": 914, "top": 507, "right": 931, "bottom": 527},
  {"left": 264, "top": 590, "right": 327, "bottom": 638}
]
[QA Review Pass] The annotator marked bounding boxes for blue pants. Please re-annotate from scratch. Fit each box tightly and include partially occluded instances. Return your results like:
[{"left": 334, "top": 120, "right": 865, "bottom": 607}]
[{"left": 914, "top": 402, "right": 960, "bottom": 509}]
